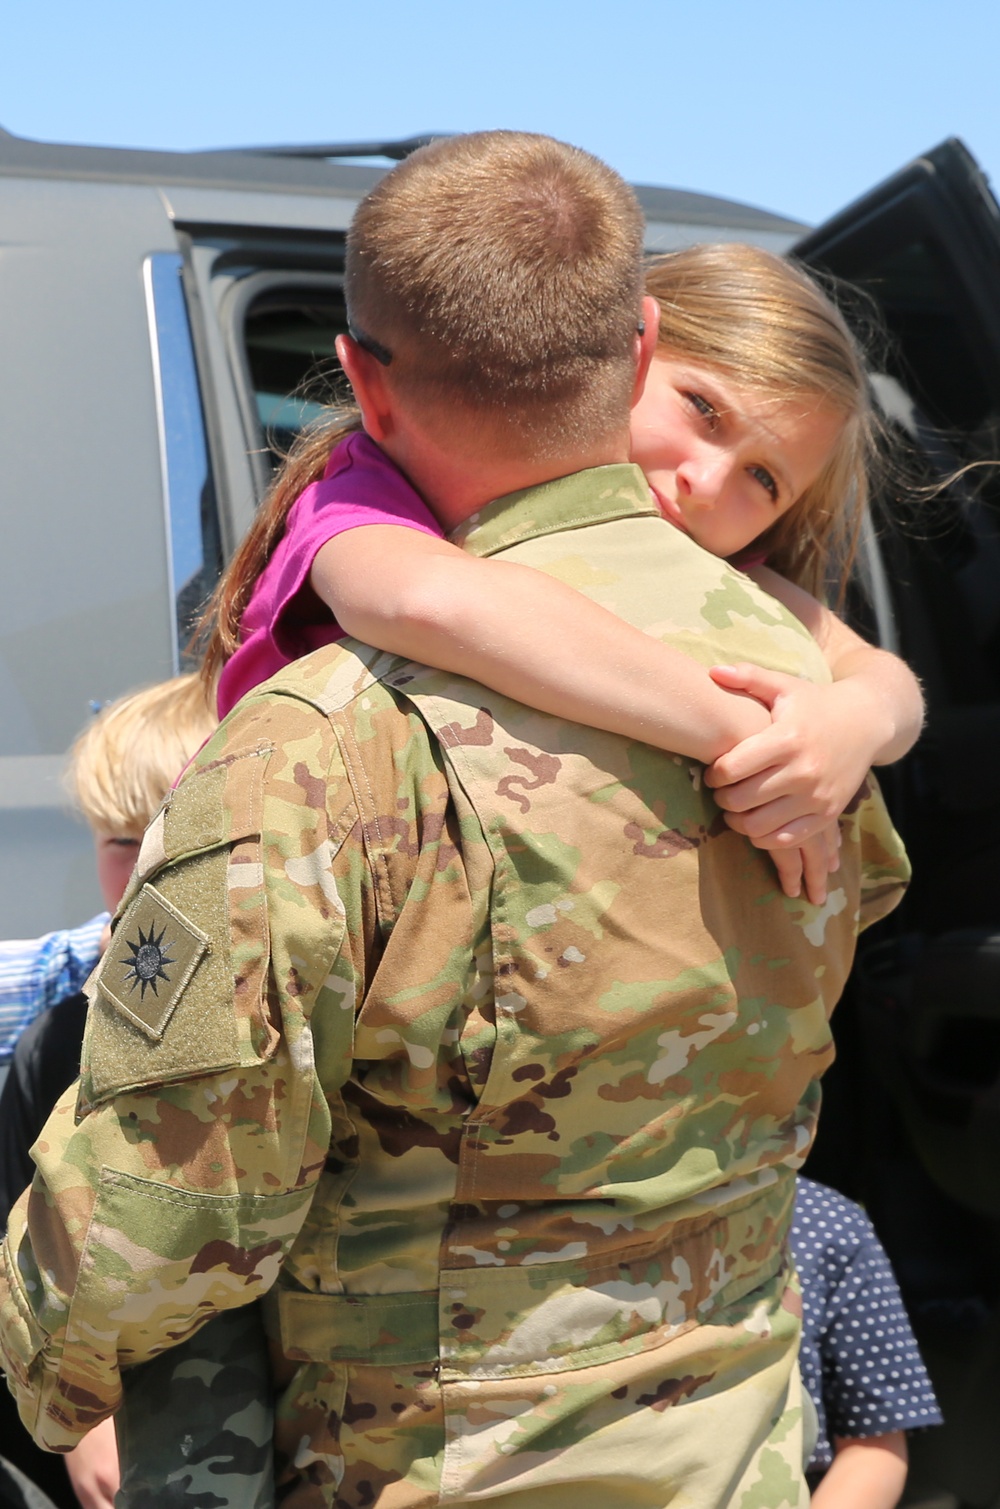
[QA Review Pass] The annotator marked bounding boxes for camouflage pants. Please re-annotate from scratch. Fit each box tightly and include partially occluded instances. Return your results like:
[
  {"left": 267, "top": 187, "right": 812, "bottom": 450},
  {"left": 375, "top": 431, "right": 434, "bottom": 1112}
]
[
  {"left": 115, "top": 1304, "right": 274, "bottom": 1509},
  {"left": 271, "top": 1267, "right": 807, "bottom": 1508}
]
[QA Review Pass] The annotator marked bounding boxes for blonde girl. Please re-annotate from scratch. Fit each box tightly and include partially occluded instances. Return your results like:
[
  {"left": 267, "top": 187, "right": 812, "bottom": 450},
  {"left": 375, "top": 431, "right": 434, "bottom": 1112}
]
[{"left": 200, "top": 244, "right": 922, "bottom": 903}]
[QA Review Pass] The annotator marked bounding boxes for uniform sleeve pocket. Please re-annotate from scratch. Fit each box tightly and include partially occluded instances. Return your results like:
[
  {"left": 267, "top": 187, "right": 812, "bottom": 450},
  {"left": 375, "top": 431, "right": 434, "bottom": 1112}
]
[{"left": 50, "top": 1171, "right": 312, "bottom": 1435}]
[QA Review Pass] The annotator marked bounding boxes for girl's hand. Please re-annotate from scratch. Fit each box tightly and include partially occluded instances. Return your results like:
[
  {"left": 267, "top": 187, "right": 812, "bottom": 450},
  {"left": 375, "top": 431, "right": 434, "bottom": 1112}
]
[
  {"left": 705, "top": 663, "right": 875, "bottom": 846},
  {"left": 770, "top": 827, "right": 842, "bottom": 907}
]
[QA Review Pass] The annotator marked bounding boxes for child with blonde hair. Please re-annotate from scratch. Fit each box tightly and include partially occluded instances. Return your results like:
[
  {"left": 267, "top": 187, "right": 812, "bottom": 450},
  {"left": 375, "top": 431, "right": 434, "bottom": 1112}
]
[
  {"left": 0, "top": 673, "right": 218, "bottom": 1223},
  {"left": 0, "top": 675, "right": 218, "bottom": 1509},
  {"left": 0, "top": 678, "right": 221, "bottom": 1080}
]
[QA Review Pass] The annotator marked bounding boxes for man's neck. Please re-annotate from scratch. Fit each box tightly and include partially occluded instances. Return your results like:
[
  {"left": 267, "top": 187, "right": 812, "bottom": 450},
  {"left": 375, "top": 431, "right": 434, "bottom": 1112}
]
[{"left": 381, "top": 425, "right": 633, "bottom": 534}]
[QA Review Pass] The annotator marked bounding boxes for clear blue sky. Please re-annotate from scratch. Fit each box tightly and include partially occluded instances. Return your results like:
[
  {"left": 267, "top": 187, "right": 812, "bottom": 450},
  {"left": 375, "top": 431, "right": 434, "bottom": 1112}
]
[{"left": 3, "top": 0, "right": 999, "bottom": 226}]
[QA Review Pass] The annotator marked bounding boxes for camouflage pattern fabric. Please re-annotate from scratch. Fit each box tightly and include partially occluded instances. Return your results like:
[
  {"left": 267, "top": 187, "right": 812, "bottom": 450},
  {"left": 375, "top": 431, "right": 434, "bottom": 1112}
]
[
  {"left": 0, "top": 464, "right": 909, "bottom": 1508},
  {"left": 115, "top": 1306, "right": 273, "bottom": 1508}
]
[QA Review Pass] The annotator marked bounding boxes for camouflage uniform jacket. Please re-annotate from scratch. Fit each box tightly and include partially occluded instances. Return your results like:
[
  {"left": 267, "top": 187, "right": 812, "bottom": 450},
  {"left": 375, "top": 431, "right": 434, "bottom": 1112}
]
[{"left": 0, "top": 465, "right": 909, "bottom": 1504}]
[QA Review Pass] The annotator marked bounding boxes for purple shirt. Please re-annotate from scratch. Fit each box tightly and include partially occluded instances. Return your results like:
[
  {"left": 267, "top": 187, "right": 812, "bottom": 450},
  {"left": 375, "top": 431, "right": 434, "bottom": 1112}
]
[{"left": 217, "top": 432, "right": 443, "bottom": 718}]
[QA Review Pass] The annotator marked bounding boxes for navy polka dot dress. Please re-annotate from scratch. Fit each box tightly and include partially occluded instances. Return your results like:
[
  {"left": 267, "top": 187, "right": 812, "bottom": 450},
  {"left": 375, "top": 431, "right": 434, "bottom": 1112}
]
[{"left": 793, "top": 1177, "right": 942, "bottom": 1471}]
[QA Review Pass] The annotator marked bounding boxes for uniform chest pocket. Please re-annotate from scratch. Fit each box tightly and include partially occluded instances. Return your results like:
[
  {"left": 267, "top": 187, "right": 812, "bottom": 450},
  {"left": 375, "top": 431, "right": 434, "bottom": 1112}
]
[{"left": 80, "top": 747, "right": 276, "bottom": 1112}]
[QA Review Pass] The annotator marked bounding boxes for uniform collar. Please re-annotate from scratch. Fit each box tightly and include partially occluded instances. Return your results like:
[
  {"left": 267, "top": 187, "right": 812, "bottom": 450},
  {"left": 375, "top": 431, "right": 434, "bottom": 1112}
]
[{"left": 450, "top": 463, "right": 658, "bottom": 558}]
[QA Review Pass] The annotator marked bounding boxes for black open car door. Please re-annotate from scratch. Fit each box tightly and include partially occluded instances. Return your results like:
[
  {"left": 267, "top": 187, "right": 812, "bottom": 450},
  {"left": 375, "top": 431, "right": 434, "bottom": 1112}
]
[
  {"left": 797, "top": 143, "right": 1000, "bottom": 1509},
  {"left": 795, "top": 137, "right": 1000, "bottom": 440},
  {"left": 794, "top": 137, "right": 1000, "bottom": 926}
]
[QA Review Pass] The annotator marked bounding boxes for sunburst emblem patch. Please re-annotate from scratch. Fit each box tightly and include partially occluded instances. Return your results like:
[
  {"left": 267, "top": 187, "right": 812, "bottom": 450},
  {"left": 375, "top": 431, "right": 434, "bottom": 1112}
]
[
  {"left": 123, "top": 923, "right": 176, "bottom": 999},
  {"left": 98, "top": 883, "right": 210, "bottom": 1040}
]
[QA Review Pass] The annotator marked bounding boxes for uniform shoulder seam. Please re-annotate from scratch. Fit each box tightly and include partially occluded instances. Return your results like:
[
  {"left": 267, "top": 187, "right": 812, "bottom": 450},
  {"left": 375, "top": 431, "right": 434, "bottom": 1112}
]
[{"left": 248, "top": 644, "right": 409, "bottom": 717}]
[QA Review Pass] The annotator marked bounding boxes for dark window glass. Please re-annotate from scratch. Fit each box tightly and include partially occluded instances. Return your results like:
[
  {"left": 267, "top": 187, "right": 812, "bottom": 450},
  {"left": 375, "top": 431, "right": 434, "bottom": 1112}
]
[
  {"left": 243, "top": 290, "right": 350, "bottom": 465},
  {"left": 850, "top": 237, "right": 999, "bottom": 441},
  {"left": 836, "top": 236, "right": 1000, "bottom": 715}
]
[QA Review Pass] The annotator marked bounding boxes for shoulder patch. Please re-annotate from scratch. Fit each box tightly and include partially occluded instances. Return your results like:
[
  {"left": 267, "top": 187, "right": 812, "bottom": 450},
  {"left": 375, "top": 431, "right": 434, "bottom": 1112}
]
[{"left": 97, "top": 883, "right": 209, "bottom": 1041}]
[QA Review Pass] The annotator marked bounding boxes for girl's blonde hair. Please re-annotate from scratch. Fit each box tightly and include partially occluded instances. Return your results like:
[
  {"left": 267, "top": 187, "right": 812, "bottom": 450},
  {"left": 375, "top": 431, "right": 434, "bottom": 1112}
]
[
  {"left": 645, "top": 243, "right": 875, "bottom": 599},
  {"left": 66, "top": 673, "right": 218, "bottom": 834}
]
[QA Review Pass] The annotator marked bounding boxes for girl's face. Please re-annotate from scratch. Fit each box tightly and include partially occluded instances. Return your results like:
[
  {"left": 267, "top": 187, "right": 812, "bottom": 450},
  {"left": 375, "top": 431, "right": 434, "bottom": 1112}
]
[{"left": 629, "top": 355, "right": 845, "bottom": 558}]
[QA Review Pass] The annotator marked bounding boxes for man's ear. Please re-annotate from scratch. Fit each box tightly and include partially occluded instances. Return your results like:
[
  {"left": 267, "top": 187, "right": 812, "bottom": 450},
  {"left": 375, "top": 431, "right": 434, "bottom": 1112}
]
[
  {"left": 335, "top": 333, "right": 394, "bottom": 442},
  {"left": 629, "top": 296, "right": 661, "bottom": 409}
]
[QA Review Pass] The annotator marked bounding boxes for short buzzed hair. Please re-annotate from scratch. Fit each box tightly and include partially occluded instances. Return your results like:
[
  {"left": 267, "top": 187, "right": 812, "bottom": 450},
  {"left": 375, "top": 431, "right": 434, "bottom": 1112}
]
[{"left": 345, "top": 131, "right": 646, "bottom": 457}]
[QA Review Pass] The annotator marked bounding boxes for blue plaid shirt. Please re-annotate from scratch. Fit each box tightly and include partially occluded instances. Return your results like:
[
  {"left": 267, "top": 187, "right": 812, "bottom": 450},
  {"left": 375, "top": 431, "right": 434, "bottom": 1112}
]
[{"left": 0, "top": 913, "right": 108, "bottom": 1063}]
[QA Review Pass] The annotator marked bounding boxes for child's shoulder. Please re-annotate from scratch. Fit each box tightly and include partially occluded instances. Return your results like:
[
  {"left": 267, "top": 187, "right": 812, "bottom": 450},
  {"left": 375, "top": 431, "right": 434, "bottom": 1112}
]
[
  {"left": 319, "top": 428, "right": 384, "bottom": 481},
  {"left": 792, "top": 1177, "right": 880, "bottom": 1268},
  {"left": 293, "top": 429, "right": 441, "bottom": 538},
  {"left": 315, "top": 429, "right": 416, "bottom": 500}
]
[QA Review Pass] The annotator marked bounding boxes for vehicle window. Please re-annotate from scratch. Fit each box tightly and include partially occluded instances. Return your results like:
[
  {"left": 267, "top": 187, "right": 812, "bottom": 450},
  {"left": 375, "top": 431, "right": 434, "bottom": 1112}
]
[
  {"left": 243, "top": 288, "right": 350, "bottom": 466},
  {"left": 144, "top": 253, "right": 223, "bottom": 667}
]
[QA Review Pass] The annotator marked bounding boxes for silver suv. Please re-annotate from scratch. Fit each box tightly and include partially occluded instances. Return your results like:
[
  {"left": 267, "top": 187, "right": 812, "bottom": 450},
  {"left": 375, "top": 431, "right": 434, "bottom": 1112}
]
[{"left": 3, "top": 128, "right": 1000, "bottom": 1507}]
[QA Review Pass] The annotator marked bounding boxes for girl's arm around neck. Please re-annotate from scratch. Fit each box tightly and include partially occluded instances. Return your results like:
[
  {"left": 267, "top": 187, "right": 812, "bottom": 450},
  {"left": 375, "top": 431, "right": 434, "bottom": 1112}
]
[
  {"left": 314, "top": 527, "right": 836, "bottom": 902},
  {"left": 809, "top": 1432, "right": 908, "bottom": 1509},
  {"left": 311, "top": 525, "right": 770, "bottom": 764}
]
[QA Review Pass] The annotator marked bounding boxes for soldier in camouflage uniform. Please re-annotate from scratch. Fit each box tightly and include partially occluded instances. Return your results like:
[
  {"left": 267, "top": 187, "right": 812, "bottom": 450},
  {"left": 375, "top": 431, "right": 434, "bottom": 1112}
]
[{"left": 0, "top": 132, "right": 909, "bottom": 1508}]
